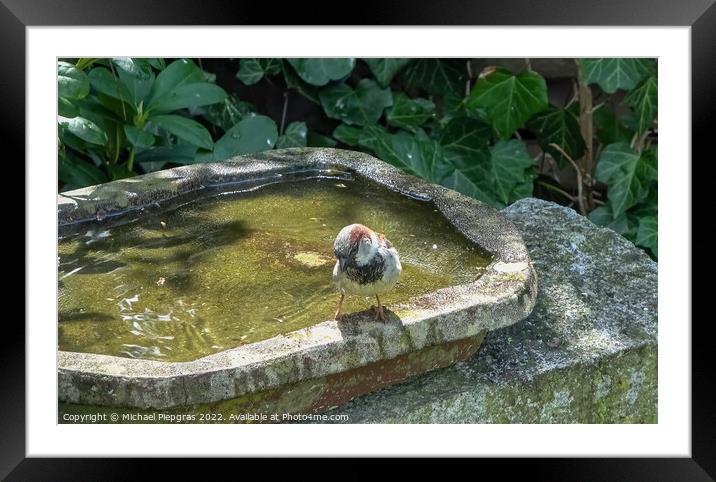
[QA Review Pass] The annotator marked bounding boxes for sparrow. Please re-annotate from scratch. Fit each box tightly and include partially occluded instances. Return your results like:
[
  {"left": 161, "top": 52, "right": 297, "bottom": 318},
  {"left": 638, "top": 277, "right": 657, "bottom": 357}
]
[{"left": 332, "top": 223, "right": 402, "bottom": 321}]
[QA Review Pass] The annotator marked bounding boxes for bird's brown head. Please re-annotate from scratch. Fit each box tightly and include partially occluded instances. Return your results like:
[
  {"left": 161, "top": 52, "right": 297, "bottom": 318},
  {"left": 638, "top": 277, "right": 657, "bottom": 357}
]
[{"left": 334, "top": 224, "right": 377, "bottom": 270}]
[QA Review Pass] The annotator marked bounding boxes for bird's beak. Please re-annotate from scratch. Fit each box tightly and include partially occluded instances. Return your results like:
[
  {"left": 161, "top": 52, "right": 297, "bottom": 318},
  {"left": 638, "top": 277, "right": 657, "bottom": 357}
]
[{"left": 338, "top": 256, "right": 348, "bottom": 272}]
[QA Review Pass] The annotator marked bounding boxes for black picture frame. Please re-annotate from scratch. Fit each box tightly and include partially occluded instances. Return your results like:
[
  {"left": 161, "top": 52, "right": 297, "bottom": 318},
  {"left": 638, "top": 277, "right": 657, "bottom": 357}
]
[{"left": 9, "top": 0, "right": 711, "bottom": 478}]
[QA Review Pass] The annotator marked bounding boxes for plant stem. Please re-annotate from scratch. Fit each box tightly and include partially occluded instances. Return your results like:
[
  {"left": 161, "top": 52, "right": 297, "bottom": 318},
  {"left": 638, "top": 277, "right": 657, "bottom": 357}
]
[
  {"left": 536, "top": 180, "right": 576, "bottom": 202},
  {"left": 549, "top": 142, "right": 587, "bottom": 215},
  {"left": 127, "top": 146, "right": 135, "bottom": 172},
  {"left": 575, "top": 59, "right": 595, "bottom": 212},
  {"left": 280, "top": 91, "right": 289, "bottom": 135}
]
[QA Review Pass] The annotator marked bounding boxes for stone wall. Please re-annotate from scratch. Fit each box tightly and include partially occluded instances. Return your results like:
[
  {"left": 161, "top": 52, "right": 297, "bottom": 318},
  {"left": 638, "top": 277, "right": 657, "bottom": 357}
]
[{"left": 318, "top": 198, "right": 657, "bottom": 423}]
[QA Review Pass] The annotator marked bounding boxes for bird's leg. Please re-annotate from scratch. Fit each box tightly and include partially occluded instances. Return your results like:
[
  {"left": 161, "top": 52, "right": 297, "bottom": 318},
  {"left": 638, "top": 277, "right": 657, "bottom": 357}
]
[
  {"left": 375, "top": 294, "right": 385, "bottom": 321},
  {"left": 334, "top": 290, "right": 345, "bottom": 321}
]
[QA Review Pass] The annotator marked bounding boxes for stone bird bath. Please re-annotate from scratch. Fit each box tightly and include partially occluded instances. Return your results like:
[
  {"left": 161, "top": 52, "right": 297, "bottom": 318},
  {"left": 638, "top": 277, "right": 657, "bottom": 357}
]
[{"left": 57, "top": 148, "right": 537, "bottom": 420}]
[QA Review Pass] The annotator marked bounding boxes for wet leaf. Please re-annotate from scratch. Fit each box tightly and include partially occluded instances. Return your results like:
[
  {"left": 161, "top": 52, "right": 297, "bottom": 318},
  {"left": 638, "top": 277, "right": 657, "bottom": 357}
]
[
  {"left": 58, "top": 61, "right": 89, "bottom": 100},
  {"left": 319, "top": 79, "right": 393, "bottom": 126},
  {"left": 595, "top": 143, "right": 657, "bottom": 217},
  {"left": 276, "top": 121, "right": 307, "bottom": 148},
  {"left": 286, "top": 58, "right": 355, "bottom": 86},
  {"left": 386, "top": 93, "right": 435, "bottom": 132},
  {"left": 363, "top": 58, "right": 413, "bottom": 87}
]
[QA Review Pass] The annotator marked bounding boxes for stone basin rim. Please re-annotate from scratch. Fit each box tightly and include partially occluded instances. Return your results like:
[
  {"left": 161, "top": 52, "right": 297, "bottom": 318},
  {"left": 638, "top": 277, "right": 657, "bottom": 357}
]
[{"left": 57, "top": 148, "right": 538, "bottom": 409}]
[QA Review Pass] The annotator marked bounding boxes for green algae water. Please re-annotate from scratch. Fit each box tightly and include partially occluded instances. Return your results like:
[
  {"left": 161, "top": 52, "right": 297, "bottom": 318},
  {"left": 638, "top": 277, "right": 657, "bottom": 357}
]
[{"left": 58, "top": 176, "right": 492, "bottom": 362}]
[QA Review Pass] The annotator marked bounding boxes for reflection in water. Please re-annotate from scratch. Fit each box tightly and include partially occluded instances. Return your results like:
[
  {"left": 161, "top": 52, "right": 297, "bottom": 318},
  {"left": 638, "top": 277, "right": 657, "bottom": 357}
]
[{"left": 58, "top": 177, "right": 492, "bottom": 361}]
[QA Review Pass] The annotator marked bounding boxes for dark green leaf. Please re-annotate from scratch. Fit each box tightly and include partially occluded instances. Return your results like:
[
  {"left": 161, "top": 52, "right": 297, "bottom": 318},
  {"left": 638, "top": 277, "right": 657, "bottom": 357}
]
[
  {"left": 595, "top": 143, "right": 657, "bottom": 217},
  {"left": 58, "top": 61, "right": 90, "bottom": 100},
  {"left": 307, "top": 131, "right": 338, "bottom": 148},
  {"left": 236, "top": 58, "right": 282, "bottom": 85},
  {"left": 438, "top": 117, "right": 492, "bottom": 164},
  {"left": 286, "top": 58, "right": 355, "bottom": 86},
  {"left": 529, "top": 106, "right": 586, "bottom": 167},
  {"left": 108, "top": 163, "right": 135, "bottom": 180},
  {"left": 202, "top": 94, "right": 255, "bottom": 131},
  {"left": 146, "top": 59, "right": 204, "bottom": 106},
  {"left": 319, "top": 79, "right": 393, "bottom": 126},
  {"left": 441, "top": 139, "right": 534, "bottom": 208},
  {"left": 58, "top": 97, "right": 78, "bottom": 118},
  {"left": 386, "top": 93, "right": 435, "bottom": 132},
  {"left": 135, "top": 143, "right": 198, "bottom": 168},
  {"left": 112, "top": 58, "right": 152, "bottom": 79},
  {"left": 149, "top": 82, "right": 227, "bottom": 114},
  {"left": 74, "top": 58, "right": 99, "bottom": 71},
  {"left": 358, "top": 125, "right": 450, "bottom": 182},
  {"left": 59, "top": 154, "right": 107, "bottom": 187},
  {"left": 363, "top": 58, "right": 413, "bottom": 87},
  {"left": 332, "top": 124, "right": 362, "bottom": 146},
  {"left": 282, "top": 62, "right": 320, "bottom": 104},
  {"left": 467, "top": 68, "right": 548, "bottom": 139},
  {"left": 579, "top": 58, "right": 655, "bottom": 94},
  {"left": 88, "top": 67, "right": 133, "bottom": 104},
  {"left": 276, "top": 121, "right": 307, "bottom": 148},
  {"left": 624, "top": 75, "right": 657, "bottom": 134},
  {"left": 635, "top": 215, "right": 657, "bottom": 258},
  {"left": 593, "top": 105, "right": 636, "bottom": 145},
  {"left": 149, "top": 114, "right": 213, "bottom": 150},
  {"left": 402, "top": 59, "right": 467, "bottom": 96},
  {"left": 116, "top": 67, "right": 155, "bottom": 107},
  {"left": 59, "top": 116, "right": 108, "bottom": 145},
  {"left": 146, "top": 58, "right": 166, "bottom": 70},
  {"left": 123, "top": 125, "right": 155, "bottom": 148},
  {"left": 588, "top": 203, "right": 636, "bottom": 237},
  {"left": 212, "top": 115, "right": 278, "bottom": 161}
]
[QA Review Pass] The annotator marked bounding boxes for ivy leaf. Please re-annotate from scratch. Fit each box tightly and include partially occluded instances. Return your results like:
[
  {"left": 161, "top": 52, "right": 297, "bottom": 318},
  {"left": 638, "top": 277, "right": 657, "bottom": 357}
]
[
  {"left": 624, "top": 75, "right": 658, "bottom": 134},
  {"left": 149, "top": 114, "right": 213, "bottom": 150},
  {"left": 58, "top": 116, "right": 108, "bottom": 146},
  {"left": 438, "top": 117, "right": 492, "bottom": 165},
  {"left": 467, "top": 68, "right": 548, "bottom": 139},
  {"left": 276, "top": 121, "right": 308, "bottom": 148},
  {"left": 402, "top": 59, "right": 467, "bottom": 96},
  {"left": 588, "top": 203, "right": 638, "bottom": 238},
  {"left": 319, "top": 79, "right": 393, "bottom": 126},
  {"left": 440, "top": 169, "right": 496, "bottom": 206},
  {"left": 202, "top": 94, "right": 255, "bottom": 131},
  {"left": 212, "top": 114, "right": 278, "bottom": 161},
  {"left": 58, "top": 61, "right": 90, "bottom": 100},
  {"left": 123, "top": 125, "right": 155, "bottom": 148},
  {"left": 593, "top": 105, "right": 636, "bottom": 145},
  {"left": 635, "top": 215, "right": 657, "bottom": 258},
  {"left": 363, "top": 58, "right": 413, "bottom": 87},
  {"left": 332, "top": 124, "right": 362, "bottom": 146},
  {"left": 282, "top": 62, "right": 320, "bottom": 104},
  {"left": 386, "top": 93, "right": 435, "bottom": 132},
  {"left": 149, "top": 82, "right": 227, "bottom": 114},
  {"left": 579, "top": 58, "right": 655, "bottom": 94},
  {"left": 358, "top": 125, "right": 450, "bottom": 182},
  {"left": 441, "top": 139, "right": 534, "bottom": 208},
  {"left": 529, "top": 106, "right": 585, "bottom": 167},
  {"left": 236, "top": 58, "right": 282, "bottom": 85},
  {"left": 286, "top": 58, "right": 355, "bottom": 86},
  {"left": 595, "top": 143, "right": 657, "bottom": 217}
]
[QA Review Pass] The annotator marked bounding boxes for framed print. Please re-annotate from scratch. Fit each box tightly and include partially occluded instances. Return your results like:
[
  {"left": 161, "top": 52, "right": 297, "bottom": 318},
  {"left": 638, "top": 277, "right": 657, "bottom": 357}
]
[{"left": 10, "top": 0, "right": 712, "bottom": 478}]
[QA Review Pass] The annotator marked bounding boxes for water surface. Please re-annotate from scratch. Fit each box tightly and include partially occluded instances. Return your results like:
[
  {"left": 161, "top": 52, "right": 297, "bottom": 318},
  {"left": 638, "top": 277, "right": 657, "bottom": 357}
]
[{"left": 58, "top": 176, "right": 492, "bottom": 361}]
